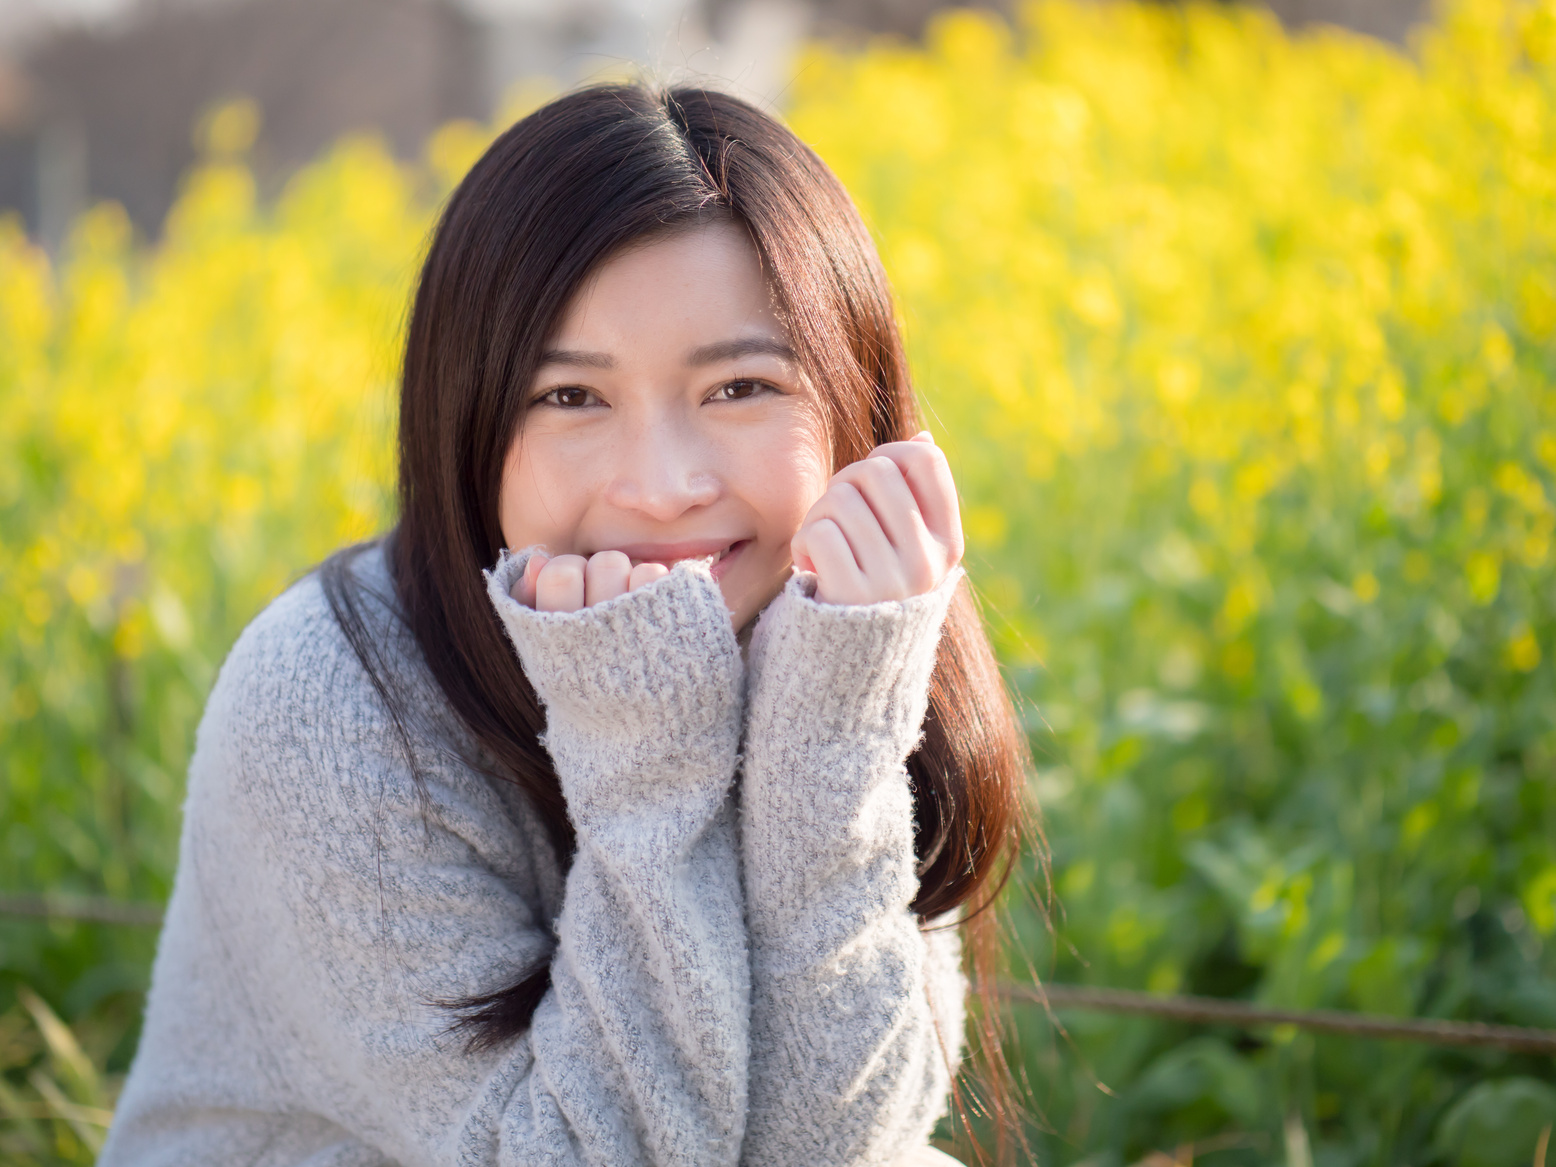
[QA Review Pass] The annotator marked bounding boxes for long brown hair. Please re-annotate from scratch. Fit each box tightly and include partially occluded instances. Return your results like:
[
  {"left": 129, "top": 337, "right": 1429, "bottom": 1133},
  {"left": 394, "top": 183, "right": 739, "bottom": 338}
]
[{"left": 322, "top": 83, "right": 1029, "bottom": 1161}]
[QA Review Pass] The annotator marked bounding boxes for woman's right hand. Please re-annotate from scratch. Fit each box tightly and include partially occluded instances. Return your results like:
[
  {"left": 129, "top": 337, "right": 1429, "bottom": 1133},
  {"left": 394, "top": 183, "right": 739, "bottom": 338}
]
[
  {"left": 511, "top": 550, "right": 670, "bottom": 611},
  {"left": 789, "top": 431, "right": 964, "bottom": 607}
]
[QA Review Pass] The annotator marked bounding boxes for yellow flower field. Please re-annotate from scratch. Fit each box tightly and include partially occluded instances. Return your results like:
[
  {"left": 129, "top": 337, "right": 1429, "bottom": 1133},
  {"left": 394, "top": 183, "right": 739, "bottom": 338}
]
[{"left": 4, "top": 0, "right": 1556, "bottom": 1160}]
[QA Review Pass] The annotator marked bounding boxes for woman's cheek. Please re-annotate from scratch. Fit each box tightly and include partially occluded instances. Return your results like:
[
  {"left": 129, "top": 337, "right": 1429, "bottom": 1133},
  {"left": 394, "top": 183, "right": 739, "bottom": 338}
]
[
  {"left": 769, "top": 429, "right": 832, "bottom": 540},
  {"left": 498, "top": 437, "right": 592, "bottom": 552}
]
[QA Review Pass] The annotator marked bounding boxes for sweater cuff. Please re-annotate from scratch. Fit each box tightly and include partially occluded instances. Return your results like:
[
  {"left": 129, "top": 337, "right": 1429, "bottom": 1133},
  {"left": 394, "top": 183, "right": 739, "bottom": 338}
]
[
  {"left": 484, "top": 547, "right": 744, "bottom": 740},
  {"left": 745, "top": 567, "right": 962, "bottom": 751}
]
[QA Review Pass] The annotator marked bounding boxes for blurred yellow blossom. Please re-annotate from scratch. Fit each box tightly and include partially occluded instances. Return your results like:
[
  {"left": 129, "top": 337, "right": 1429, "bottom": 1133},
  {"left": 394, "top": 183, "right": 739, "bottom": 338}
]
[{"left": 8, "top": 0, "right": 1556, "bottom": 1156}]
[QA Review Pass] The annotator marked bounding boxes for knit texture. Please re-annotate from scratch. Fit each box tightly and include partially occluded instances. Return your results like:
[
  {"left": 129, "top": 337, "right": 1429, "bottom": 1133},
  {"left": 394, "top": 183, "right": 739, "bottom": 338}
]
[
  {"left": 101, "top": 544, "right": 967, "bottom": 1167},
  {"left": 741, "top": 569, "right": 967, "bottom": 1167}
]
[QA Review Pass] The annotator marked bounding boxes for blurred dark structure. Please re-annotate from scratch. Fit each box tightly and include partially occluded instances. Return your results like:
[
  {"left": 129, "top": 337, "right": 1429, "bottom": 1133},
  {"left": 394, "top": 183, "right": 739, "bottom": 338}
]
[
  {"left": 0, "top": 0, "right": 1429, "bottom": 250},
  {"left": 1264, "top": 0, "right": 1428, "bottom": 42},
  {"left": 0, "top": 0, "right": 485, "bottom": 248}
]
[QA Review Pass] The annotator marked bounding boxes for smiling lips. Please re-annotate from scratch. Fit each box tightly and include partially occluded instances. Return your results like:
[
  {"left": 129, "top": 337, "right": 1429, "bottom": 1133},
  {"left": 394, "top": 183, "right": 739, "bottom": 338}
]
[{"left": 608, "top": 539, "right": 752, "bottom": 581}]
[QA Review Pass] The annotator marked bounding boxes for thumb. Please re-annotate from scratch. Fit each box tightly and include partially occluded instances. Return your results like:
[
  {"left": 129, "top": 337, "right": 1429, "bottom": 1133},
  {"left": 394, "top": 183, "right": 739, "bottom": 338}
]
[{"left": 790, "top": 529, "right": 816, "bottom": 575}]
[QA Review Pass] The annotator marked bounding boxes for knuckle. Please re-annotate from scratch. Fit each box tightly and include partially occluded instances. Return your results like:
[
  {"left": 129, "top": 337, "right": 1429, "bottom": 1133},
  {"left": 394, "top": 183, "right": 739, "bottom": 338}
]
[
  {"left": 831, "top": 481, "right": 865, "bottom": 508},
  {"left": 860, "top": 455, "right": 897, "bottom": 479},
  {"left": 909, "top": 445, "right": 945, "bottom": 475}
]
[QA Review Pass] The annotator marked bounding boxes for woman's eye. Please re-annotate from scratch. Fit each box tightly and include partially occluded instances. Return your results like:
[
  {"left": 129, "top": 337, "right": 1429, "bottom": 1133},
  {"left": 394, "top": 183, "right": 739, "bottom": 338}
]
[
  {"left": 543, "top": 386, "right": 595, "bottom": 408},
  {"left": 713, "top": 380, "right": 765, "bottom": 402}
]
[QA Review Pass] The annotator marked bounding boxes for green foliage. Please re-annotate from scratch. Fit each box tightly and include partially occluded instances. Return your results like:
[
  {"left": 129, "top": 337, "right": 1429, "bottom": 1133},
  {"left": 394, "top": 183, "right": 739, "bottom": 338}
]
[
  {"left": 0, "top": 987, "right": 117, "bottom": 1163},
  {"left": 1435, "top": 1079, "right": 1556, "bottom": 1167},
  {"left": 6, "top": 2, "right": 1556, "bottom": 1162},
  {"left": 1, "top": 107, "right": 438, "bottom": 1155},
  {"left": 787, "top": 0, "right": 1556, "bottom": 1160}
]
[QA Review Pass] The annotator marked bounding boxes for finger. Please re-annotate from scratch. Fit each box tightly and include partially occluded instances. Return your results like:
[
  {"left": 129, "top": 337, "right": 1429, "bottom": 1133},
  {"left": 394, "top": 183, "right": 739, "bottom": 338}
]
[
  {"left": 863, "top": 440, "right": 962, "bottom": 558},
  {"left": 789, "top": 537, "right": 816, "bottom": 574},
  {"left": 803, "top": 517, "right": 868, "bottom": 605},
  {"left": 512, "top": 550, "right": 550, "bottom": 607},
  {"left": 791, "top": 494, "right": 826, "bottom": 575},
  {"left": 831, "top": 455, "right": 929, "bottom": 552},
  {"left": 790, "top": 518, "right": 817, "bottom": 574},
  {"left": 867, "top": 440, "right": 958, "bottom": 543},
  {"left": 885, "top": 533, "right": 942, "bottom": 595},
  {"left": 840, "top": 457, "right": 943, "bottom": 592},
  {"left": 535, "top": 554, "right": 586, "bottom": 612},
  {"left": 585, "top": 550, "right": 631, "bottom": 606},
  {"left": 806, "top": 482, "right": 897, "bottom": 581},
  {"left": 629, "top": 561, "right": 669, "bottom": 590},
  {"left": 910, "top": 430, "right": 935, "bottom": 444}
]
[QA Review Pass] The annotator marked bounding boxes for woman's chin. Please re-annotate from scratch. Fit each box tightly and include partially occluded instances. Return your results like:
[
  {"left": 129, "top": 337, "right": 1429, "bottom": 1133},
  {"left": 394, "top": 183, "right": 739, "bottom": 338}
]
[{"left": 719, "top": 555, "right": 793, "bottom": 631}]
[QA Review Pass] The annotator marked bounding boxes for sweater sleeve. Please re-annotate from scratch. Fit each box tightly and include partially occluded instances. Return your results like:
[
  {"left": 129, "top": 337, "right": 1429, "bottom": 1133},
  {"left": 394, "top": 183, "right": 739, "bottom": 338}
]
[
  {"left": 103, "top": 554, "right": 748, "bottom": 1167},
  {"left": 482, "top": 551, "right": 751, "bottom": 1166},
  {"left": 737, "top": 568, "right": 968, "bottom": 1167}
]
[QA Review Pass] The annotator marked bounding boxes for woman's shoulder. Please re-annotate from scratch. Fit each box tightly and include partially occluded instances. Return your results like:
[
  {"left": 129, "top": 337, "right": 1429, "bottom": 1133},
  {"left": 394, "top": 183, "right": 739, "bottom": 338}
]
[
  {"left": 186, "top": 543, "right": 562, "bottom": 911},
  {"left": 172, "top": 546, "right": 564, "bottom": 977},
  {"left": 198, "top": 542, "right": 446, "bottom": 780},
  {"left": 222, "top": 545, "right": 388, "bottom": 699}
]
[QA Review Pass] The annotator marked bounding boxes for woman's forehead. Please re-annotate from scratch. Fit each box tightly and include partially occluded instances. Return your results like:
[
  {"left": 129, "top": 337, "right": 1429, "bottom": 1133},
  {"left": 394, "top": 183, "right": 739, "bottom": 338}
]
[{"left": 544, "top": 222, "right": 790, "bottom": 362}]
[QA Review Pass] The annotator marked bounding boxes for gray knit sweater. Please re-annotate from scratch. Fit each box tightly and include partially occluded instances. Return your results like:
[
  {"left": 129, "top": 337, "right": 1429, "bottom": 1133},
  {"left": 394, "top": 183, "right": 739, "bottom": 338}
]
[{"left": 101, "top": 544, "right": 966, "bottom": 1167}]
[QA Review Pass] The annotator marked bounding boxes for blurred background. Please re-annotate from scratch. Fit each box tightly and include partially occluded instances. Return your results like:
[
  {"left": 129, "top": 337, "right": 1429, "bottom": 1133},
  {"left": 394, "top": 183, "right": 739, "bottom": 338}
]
[
  {"left": 4, "top": 0, "right": 1556, "bottom": 1163},
  {"left": 0, "top": 0, "right": 1430, "bottom": 251}
]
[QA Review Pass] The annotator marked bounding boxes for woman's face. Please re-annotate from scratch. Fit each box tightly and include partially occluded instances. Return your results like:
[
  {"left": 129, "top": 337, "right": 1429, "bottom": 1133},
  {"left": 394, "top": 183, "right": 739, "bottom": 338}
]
[{"left": 498, "top": 221, "right": 833, "bottom": 630}]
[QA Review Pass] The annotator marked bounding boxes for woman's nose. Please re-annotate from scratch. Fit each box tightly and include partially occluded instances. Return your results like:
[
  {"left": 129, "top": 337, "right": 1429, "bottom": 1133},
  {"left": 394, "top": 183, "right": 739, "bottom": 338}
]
[{"left": 601, "top": 421, "right": 721, "bottom": 521}]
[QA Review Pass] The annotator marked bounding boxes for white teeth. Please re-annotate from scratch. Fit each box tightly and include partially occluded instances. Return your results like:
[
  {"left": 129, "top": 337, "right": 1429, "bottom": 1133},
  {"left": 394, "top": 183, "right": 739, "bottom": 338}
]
[{"left": 626, "top": 543, "right": 738, "bottom": 568}]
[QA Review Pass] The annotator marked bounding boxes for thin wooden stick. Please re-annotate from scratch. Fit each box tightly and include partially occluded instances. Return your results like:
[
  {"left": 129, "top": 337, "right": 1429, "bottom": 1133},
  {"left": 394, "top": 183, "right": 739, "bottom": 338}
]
[
  {"left": 0, "top": 894, "right": 164, "bottom": 927},
  {"left": 1002, "top": 982, "right": 1556, "bottom": 1056}
]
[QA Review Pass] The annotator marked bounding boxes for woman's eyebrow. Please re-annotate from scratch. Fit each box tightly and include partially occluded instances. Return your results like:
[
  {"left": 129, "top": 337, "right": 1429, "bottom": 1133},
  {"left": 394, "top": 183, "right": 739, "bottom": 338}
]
[
  {"left": 538, "top": 349, "right": 615, "bottom": 369},
  {"left": 686, "top": 337, "right": 796, "bottom": 366}
]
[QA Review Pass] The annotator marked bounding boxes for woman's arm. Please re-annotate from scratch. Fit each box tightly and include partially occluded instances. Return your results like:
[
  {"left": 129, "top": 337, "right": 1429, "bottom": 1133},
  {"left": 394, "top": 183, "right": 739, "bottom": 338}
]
[
  {"left": 103, "top": 556, "right": 748, "bottom": 1167},
  {"left": 484, "top": 551, "right": 751, "bottom": 1164},
  {"left": 737, "top": 567, "right": 966, "bottom": 1167}
]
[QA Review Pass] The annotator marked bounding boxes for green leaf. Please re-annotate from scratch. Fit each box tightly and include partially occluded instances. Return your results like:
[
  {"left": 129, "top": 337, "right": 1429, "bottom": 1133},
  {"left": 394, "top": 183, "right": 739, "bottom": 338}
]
[{"left": 1435, "top": 1079, "right": 1556, "bottom": 1167}]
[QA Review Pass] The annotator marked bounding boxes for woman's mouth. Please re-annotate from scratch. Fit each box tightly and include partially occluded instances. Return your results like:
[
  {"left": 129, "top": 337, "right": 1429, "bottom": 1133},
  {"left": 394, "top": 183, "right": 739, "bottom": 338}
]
[
  {"left": 707, "top": 540, "right": 749, "bottom": 582},
  {"left": 612, "top": 539, "right": 752, "bottom": 582}
]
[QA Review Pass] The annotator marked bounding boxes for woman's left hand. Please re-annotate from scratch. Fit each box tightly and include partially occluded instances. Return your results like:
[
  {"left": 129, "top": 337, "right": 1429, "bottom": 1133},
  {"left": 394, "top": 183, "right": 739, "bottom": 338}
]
[{"left": 790, "top": 431, "right": 964, "bottom": 606}]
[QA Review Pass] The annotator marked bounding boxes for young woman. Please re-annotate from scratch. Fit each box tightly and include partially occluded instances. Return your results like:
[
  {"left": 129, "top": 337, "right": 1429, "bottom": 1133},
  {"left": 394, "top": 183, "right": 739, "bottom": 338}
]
[{"left": 101, "top": 84, "right": 1026, "bottom": 1167}]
